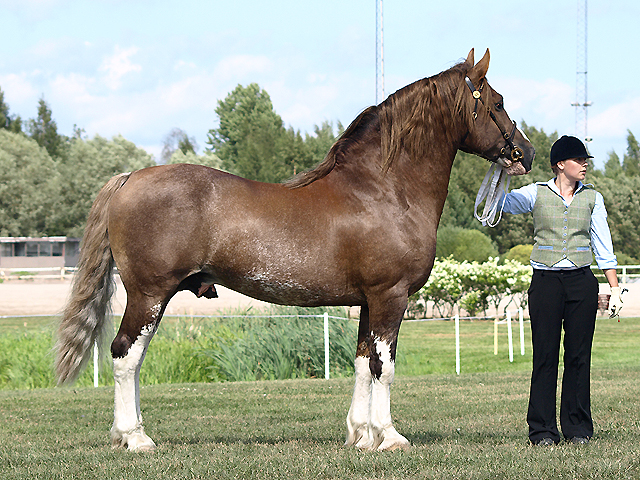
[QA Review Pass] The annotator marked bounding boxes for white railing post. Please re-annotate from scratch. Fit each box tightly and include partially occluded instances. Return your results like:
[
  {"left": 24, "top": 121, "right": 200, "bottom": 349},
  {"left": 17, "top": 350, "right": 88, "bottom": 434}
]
[
  {"left": 519, "top": 307, "right": 525, "bottom": 356},
  {"left": 323, "top": 312, "right": 330, "bottom": 379},
  {"left": 93, "top": 341, "right": 99, "bottom": 387},
  {"left": 494, "top": 316, "right": 498, "bottom": 355},
  {"left": 507, "top": 311, "right": 513, "bottom": 363},
  {"left": 455, "top": 314, "right": 460, "bottom": 375}
]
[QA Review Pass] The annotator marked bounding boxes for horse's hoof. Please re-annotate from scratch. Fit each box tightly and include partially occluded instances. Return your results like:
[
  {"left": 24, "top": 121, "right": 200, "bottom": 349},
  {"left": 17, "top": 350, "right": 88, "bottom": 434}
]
[
  {"left": 112, "top": 430, "right": 157, "bottom": 452},
  {"left": 355, "top": 439, "right": 375, "bottom": 451},
  {"left": 379, "top": 440, "right": 411, "bottom": 451},
  {"left": 131, "top": 442, "right": 156, "bottom": 453},
  {"left": 126, "top": 434, "right": 156, "bottom": 452},
  {"left": 377, "top": 432, "right": 410, "bottom": 451},
  {"left": 345, "top": 425, "right": 374, "bottom": 450}
]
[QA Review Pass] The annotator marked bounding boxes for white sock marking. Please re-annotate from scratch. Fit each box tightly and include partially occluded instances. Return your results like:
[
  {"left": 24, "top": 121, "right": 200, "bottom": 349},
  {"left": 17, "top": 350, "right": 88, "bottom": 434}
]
[{"left": 111, "top": 323, "right": 157, "bottom": 451}]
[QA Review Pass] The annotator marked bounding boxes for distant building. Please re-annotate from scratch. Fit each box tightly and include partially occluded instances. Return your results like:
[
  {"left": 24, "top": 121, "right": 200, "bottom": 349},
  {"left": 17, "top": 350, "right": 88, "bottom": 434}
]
[{"left": 0, "top": 237, "right": 80, "bottom": 269}]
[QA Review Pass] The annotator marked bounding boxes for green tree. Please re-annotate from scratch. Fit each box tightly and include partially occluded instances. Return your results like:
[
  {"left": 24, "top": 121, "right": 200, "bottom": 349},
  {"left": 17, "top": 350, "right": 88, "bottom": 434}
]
[
  {"left": 303, "top": 121, "right": 342, "bottom": 170},
  {"left": 440, "top": 151, "right": 491, "bottom": 229},
  {"left": 206, "top": 83, "right": 286, "bottom": 183},
  {"left": 622, "top": 130, "right": 640, "bottom": 177},
  {"left": 160, "top": 128, "right": 198, "bottom": 164},
  {"left": 205, "top": 85, "right": 341, "bottom": 184},
  {"left": 276, "top": 127, "right": 311, "bottom": 178},
  {"left": 49, "top": 135, "right": 155, "bottom": 237},
  {"left": 505, "top": 244, "right": 533, "bottom": 264},
  {"left": 0, "top": 86, "right": 23, "bottom": 134},
  {"left": 436, "top": 226, "right": 498, "bottom": 262},
  {"left": 604, "top": 150, "right": 623, "bottom": 179},
  {"left": 166, "top": 149, "right": 223, "bottom": 170},
  {"left": 0, "top": 87, "right": 9, "bottom": 129},
  {"left": 591, "top": 174, "right": 640, "bottom": 263},
  {"left": 0, "top": 130, "right": 60, "bottom": 236},
  {"left": 27, "top": 97, "right": 63, "bottom": 159}
]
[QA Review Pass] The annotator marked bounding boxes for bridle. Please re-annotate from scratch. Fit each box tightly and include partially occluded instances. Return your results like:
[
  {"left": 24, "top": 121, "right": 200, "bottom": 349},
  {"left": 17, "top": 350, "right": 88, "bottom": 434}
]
[{"left": 464, "top": 76, "right": 524, "bottom": 164}]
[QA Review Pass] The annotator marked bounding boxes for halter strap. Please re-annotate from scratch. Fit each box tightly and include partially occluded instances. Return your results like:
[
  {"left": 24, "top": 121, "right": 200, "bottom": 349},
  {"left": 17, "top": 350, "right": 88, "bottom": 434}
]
[{"left": 464, "top": 76, "right": 524, "bottom": 163}]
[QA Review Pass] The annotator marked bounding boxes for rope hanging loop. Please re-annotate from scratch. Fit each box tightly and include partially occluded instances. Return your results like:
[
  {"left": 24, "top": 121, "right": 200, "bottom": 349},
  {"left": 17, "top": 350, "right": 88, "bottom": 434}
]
[{"left": 474, "top": 163, "right": 511, "bottom": 227}]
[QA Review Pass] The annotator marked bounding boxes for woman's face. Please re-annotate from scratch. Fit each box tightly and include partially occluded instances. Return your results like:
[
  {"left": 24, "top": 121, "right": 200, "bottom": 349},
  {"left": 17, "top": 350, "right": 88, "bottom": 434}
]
[{"left": 558, "top": 157, "right": 589, "bottom": 182}]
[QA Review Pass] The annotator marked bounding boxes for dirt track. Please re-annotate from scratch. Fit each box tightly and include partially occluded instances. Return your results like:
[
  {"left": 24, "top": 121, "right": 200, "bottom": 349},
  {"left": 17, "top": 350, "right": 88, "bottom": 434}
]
[
  {"left": 1, "top": 278, "right": 638, "bottom": 318},
  {"left": 0, "top": 278, "right": 272, "bottom": 317}
]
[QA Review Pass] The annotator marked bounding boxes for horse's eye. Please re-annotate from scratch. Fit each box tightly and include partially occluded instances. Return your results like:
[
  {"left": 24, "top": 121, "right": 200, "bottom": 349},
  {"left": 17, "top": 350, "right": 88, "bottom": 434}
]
[{"left": 495, "top": 102, "right": 503, "bottom": 112}]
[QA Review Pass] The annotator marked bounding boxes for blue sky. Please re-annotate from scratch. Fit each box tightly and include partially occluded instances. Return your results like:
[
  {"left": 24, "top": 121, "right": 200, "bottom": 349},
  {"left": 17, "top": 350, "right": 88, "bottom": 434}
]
[{"left": 1, "top": 0, "right": 638, "bottom": 169}]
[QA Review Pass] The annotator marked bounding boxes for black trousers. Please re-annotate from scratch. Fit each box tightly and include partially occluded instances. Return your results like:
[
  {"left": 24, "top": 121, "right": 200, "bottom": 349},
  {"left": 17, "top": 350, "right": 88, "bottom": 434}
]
[{"left": 527, "top": 267, "right": 599, "bottom": 443}]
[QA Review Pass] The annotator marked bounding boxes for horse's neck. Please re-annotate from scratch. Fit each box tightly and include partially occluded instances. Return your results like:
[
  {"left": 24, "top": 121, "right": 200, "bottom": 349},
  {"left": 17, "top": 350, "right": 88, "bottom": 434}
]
[
  {"left": 379, "top": 83, "right": 462, "bottom": 202},
  {"left": 389, "top": 143, "right": 457, "bottom": 211},
  {"left": 332, "top": 129, "right": 457, "bottom": 213}
]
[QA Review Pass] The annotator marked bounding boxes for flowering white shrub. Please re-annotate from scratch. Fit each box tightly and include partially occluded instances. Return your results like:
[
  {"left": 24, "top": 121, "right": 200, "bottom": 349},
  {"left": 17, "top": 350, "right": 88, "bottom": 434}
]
[{"left": 407, "top": 257, "right": 533, "bottom": 318}]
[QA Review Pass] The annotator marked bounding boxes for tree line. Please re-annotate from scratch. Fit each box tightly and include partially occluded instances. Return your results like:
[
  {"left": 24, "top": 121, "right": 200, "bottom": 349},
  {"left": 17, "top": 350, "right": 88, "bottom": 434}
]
[{"left": 1, "top": 82, "right": 639, "bottom": 263}]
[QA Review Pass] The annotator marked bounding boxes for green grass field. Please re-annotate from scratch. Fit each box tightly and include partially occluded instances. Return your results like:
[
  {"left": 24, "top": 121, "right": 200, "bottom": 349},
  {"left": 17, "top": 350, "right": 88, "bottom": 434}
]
[{"left": 1, "top": 315, "right": 639, "bottom": 479}]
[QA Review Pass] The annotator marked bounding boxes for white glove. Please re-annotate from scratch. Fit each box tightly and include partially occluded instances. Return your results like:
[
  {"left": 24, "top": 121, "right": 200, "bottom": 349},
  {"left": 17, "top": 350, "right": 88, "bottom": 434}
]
[{"left": 609, "top": 286, "right": 627, "bottom": 318}]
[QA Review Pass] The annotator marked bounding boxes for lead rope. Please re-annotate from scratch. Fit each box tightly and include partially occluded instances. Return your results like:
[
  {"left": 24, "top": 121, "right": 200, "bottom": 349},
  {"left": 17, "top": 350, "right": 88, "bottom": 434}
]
[{"left": 474, "top": 163, "right": 511, "bottom": 227}]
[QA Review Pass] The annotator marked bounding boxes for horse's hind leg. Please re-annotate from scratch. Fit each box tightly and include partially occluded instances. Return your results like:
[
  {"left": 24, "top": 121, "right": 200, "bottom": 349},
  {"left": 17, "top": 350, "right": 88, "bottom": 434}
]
[{"left": 110, "top": 292, "right": 166, "bottom": 452}]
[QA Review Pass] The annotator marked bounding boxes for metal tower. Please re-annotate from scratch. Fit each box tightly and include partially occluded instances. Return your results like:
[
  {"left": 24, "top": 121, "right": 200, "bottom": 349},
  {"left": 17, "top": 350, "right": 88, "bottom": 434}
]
[
  {"left": 375, "top": 0, "right": 384, "bottom": 104},
  {"left": 571, "top": 0, "right": 592, "bottom": 143}
]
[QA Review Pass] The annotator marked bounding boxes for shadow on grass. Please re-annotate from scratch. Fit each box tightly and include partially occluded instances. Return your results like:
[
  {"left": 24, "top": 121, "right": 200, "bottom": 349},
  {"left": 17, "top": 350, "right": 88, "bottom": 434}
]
[
  {"left": 408, "top": 430, "right": 524, "bottom": 446},
  {"left": 159, "top": 433, "right": 343, "bottom": 447},
  {"left": 156, "top": 428, "right": 527, "bottom": 449}
]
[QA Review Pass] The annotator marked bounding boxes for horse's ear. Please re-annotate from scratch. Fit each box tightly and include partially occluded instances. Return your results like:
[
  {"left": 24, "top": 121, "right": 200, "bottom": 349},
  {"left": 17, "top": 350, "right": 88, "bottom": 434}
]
[
  {"left": 465, "top": 49, "right": 475, "bottom": 67},
  {"left": 468, "top": 48, "right": 490, "bottom": 82}
]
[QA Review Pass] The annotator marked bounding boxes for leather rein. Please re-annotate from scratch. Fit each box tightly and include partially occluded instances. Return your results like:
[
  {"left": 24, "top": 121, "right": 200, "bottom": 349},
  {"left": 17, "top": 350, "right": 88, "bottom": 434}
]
[{"left": 464, "top": 76, "right": 524, "bottom": 164}]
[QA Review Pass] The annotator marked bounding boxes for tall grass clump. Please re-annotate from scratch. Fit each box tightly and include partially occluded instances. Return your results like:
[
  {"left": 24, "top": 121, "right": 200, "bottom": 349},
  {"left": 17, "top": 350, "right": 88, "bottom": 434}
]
[
  {"left": 0, "top": 306, "right": 356, "bottom": 390},
  {"left": 200, "top": 305, "right": 356, "bottom": 382},
  {"left": 0, "top": 331, "right": 57, "bottom": 389}
]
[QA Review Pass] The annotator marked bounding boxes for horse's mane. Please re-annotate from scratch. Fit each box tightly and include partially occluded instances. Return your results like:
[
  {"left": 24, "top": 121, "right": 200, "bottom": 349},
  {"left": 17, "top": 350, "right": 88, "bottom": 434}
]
[{"left": 284, "top": 60, "right": 473, "bottom": 189}]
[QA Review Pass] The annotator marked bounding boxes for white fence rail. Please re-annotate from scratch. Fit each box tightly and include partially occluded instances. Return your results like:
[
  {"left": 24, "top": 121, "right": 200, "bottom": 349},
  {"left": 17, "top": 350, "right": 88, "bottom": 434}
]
[
  {"left": 0, "top": 267, "right": 76, "bottom": 281},
  {"left": 591, "top": 264, "right": 640, "bottom": 283}
]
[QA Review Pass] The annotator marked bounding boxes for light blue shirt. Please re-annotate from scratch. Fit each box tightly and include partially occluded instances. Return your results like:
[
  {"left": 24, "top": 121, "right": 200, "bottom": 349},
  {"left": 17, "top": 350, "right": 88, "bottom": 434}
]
[{"left": 501, "top": 179, "right": 617, "bottom": 270}]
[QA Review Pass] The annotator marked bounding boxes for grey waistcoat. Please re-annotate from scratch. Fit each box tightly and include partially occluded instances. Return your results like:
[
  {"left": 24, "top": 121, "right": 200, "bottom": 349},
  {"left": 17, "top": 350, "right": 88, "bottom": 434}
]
[{"left": 530, "top": 184, "right": 596, "bottom": 267}]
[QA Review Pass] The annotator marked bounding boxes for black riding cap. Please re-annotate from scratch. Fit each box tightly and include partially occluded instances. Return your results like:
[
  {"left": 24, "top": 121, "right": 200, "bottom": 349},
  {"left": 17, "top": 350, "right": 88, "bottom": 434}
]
[{"left": 550, "top": 135, "right": 593, "bottom": 165}]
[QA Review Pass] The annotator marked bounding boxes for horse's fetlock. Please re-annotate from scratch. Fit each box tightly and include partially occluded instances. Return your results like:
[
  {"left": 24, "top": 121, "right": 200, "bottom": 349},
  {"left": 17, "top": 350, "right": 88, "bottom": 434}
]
[{"left": 111, "top": 334, "right": 132, "bottom": 358}]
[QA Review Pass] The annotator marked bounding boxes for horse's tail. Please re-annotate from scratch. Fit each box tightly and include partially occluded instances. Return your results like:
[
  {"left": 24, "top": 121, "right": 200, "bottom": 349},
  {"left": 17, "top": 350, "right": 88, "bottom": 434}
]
[{"left": 55, "top": 172, "right": 131, "bottom": 385}]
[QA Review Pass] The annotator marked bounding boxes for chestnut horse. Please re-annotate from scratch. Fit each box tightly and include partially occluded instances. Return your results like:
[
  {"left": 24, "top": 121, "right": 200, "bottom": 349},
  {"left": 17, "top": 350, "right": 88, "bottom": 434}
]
[{"left": 56, "top": 49, "right": 534, "bottom": 452}]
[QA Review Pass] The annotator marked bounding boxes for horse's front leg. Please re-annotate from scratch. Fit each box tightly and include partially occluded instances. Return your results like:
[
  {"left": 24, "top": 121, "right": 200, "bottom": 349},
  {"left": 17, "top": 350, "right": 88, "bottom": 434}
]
[
  {"left": 369, "top": 332, "right": 409, "bottom": 451},
  {"left": 110, "top": 298, "right": 162, "bottom": 452},
  {"left": 345, "top": 300, "right": 410, "bottom": 451},
  {"left": 345, "top": 306, "right": 374, "bottom": 449}
]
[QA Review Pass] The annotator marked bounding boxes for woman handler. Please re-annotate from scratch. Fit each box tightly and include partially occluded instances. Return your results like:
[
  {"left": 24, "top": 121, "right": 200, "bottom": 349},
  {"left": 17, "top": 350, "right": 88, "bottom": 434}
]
[{"left": 501, "top": 135, "right": 624, "bottom": 446}]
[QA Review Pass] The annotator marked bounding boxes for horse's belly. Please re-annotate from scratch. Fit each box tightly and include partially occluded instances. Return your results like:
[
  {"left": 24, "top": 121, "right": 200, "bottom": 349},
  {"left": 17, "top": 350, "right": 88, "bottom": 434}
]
[{"left": 219, "top": 271, "right": 361, "bottom": 307}]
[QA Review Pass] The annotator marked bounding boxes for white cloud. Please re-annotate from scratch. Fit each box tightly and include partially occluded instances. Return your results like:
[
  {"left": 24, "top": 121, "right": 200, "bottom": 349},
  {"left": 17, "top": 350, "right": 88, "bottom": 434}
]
[
  {"left": 99, "top": 46, "right": 142, "bottom": 90},
  {"left": 493, "top": 77, "right": 574, "bottom": 123},
  {"left": 0, "top": 73, "right": 38, "bottom": 105},
  {"left": 589, "top": 97, "right": 640, "bottom": 138},
  {"left": 47, "top": 68, "right": 223, "bottom": 150}
]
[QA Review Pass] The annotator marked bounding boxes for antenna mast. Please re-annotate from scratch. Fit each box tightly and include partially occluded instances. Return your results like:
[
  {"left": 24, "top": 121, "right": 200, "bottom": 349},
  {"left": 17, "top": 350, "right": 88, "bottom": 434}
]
[
  {"left": 375, "top": 0, "right": 384, "bottom": 104},
  {"left": 572, "top": 0, "right": 592, "bottom": 143}
]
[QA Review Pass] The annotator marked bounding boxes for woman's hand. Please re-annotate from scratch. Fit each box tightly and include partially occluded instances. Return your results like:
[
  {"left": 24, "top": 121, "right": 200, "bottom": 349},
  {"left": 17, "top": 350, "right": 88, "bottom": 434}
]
[{"left": 609, "top": 286, "right": 626, "bottom": 318}]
